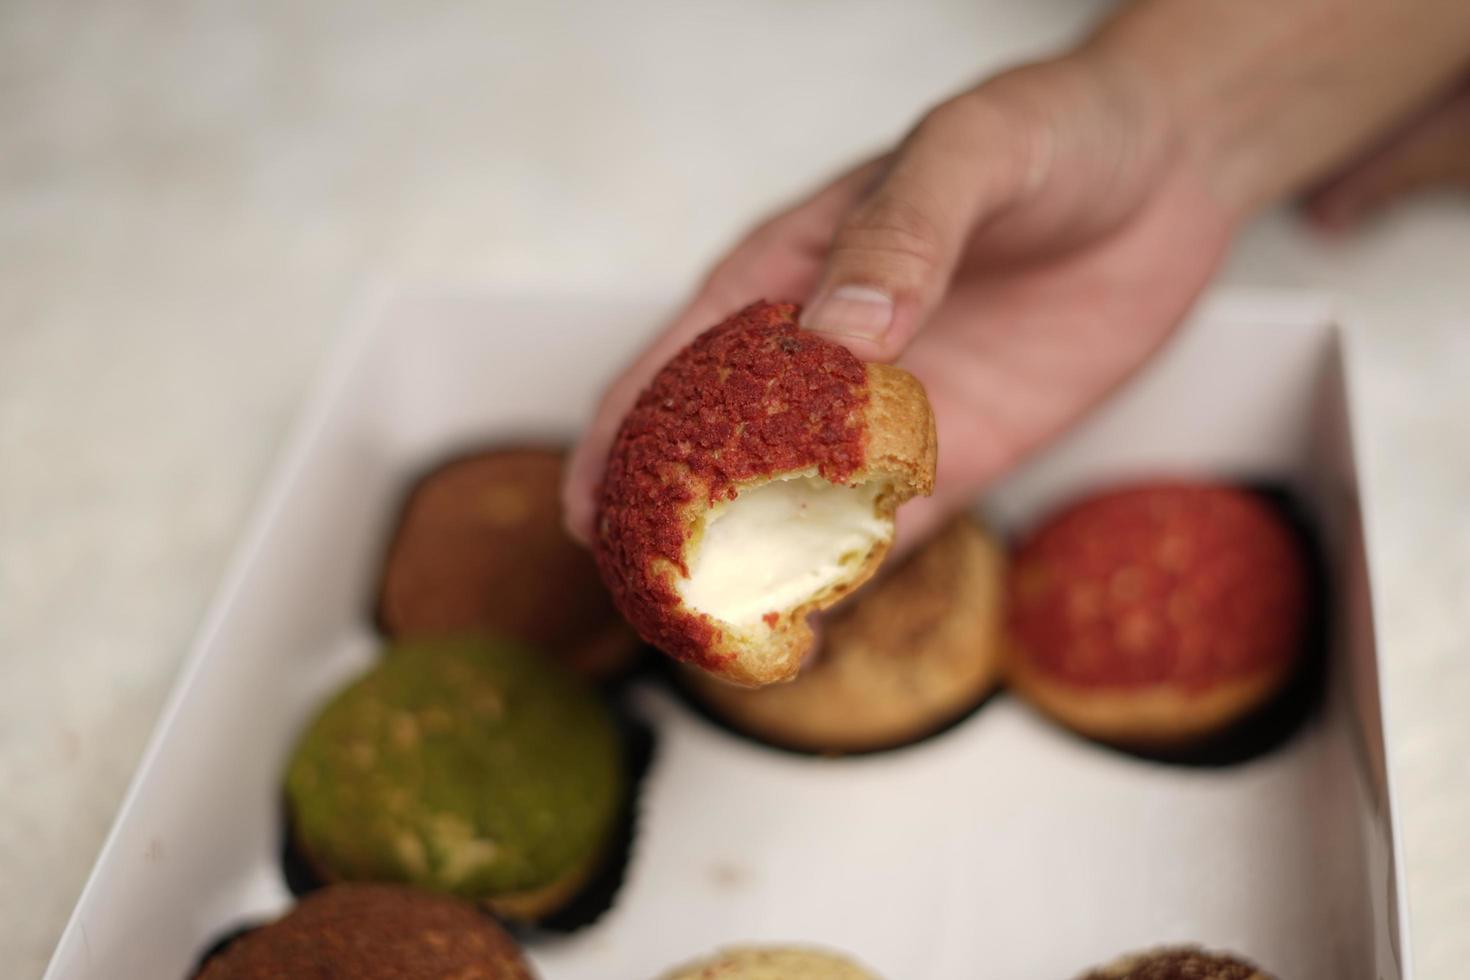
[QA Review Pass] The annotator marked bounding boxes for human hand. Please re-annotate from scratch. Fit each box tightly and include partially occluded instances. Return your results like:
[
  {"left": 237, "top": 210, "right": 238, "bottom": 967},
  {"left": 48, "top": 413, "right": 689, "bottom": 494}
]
[
  {"left": 564, "top": 0, "right": 1470, "bottom": 552},
  {"left": 563, "top": 54, "right": 1241, "bottom": 551},
  {"left": 1307, "top": 77, "right": 1470, "bottom": 232}
]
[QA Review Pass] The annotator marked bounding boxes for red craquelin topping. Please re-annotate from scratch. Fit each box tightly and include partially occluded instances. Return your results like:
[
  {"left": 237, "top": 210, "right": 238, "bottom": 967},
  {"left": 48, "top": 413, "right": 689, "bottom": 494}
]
[
  {"left": 595, "top": 301, "right": 869, "bottom": 670},
  {"left": 1008, "top": 483, "right": 1308, "bottom": 691}
]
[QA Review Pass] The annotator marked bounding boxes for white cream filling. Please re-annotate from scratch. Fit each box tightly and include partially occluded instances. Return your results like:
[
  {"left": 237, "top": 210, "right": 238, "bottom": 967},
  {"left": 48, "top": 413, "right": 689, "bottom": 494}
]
[{"left": 677, "top": 474, "right": 890, "bottom": 628}]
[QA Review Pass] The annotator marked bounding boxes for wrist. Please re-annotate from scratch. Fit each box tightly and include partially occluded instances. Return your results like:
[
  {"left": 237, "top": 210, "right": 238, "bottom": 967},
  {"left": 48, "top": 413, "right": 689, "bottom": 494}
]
[
  {"left": 1077, "top": 8, "right": 1271, "bottom": 222},
  {"left": 1081, "top": 0, "right": 1470, "bottom": 219}
]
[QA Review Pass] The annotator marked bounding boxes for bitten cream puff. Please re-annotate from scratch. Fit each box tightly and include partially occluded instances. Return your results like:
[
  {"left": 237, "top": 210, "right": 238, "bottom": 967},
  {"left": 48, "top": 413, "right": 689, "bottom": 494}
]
[
  {"left": 595, "top": 301, "right": 936, "bottom": 687},
  {"left": 684, "top": 517, "right": 1004, "bottom": 753}
]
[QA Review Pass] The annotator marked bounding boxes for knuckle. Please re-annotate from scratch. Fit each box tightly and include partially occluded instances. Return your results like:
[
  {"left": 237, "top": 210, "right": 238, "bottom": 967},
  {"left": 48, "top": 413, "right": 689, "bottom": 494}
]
[
  {"left": 913, "top": 90, "right": 993, "bottom": 142},
  {"left": 742, "top": 213, "right": 788, "bottom": 251},
  {"left": 701, "top": 251, "right": 762, "bottom": 309},
  {"left": 702, "top": 253, "right": 742, "bottom": 292},
  {"left": 912, "top": 68, "right": 1068, "bottom": 185},
  {"left": 837, "top": 194, "right": 946, "bottom": 274}
]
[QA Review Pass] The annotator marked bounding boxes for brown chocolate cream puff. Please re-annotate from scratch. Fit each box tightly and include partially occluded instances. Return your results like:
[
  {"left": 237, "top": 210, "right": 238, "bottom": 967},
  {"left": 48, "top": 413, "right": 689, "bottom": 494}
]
[
  {"left": 684, "top": 517, "right": 1004, "bottom": 753},
  {"left": 1006, "top": 481, "right": 1309, "bottom": 749},
  {"left": 595, "top": 301, "right": 936, "bottom": 687},
  {"left": 195, "top": 884, "right": 535, "bottom": 979},
  {"left": 377, "top": 447, "right": 640, "bottom": 678},
  {"left": 1076, "top": 946, "right": 1276, "bottom": 979}
]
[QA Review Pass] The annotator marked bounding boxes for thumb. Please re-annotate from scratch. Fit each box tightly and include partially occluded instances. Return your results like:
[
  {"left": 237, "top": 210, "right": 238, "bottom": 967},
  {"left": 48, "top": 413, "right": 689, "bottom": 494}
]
[{"left": 801, "top": 92, "right": 1027, "bottom": 361}]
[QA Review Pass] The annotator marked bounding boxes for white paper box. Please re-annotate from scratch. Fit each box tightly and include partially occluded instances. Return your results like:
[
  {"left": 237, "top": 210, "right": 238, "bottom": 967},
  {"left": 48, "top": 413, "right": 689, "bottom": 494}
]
[{"left": 46, "top": 287, "right": 1409, "bottom": 980}]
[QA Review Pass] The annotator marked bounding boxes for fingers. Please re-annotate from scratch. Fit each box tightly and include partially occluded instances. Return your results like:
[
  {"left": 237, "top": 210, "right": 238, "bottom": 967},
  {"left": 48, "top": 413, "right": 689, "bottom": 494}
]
[
  {"left": 1306, "top": 85, "right": 1470, "bottom": 232},
  {"left": 889, "top": 489, "right": 967, "bottom": 562},
  {"left": 561, "top": 160, "right": 886, "bottom": 544},
  {"left": 802, "top": 90, "right": 1033, "bottom": 362}
]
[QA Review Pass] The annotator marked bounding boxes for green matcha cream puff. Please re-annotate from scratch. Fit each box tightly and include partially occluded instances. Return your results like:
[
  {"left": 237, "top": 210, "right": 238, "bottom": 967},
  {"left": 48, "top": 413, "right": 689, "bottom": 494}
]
[{"left": 286, "top": 638, "right": 623, "bottom": 920}]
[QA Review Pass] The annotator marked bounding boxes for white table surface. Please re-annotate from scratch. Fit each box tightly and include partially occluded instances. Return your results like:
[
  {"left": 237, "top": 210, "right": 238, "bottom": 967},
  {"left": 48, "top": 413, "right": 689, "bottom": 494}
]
[{"left": 2, "top": 2, "right": 1466, "bottom": 977}]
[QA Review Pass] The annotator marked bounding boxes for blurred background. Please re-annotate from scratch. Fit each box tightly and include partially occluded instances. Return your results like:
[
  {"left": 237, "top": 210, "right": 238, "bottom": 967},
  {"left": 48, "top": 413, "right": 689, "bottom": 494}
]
[{"left": 2, "top": 1, "right": 1467, "bottom": 975}]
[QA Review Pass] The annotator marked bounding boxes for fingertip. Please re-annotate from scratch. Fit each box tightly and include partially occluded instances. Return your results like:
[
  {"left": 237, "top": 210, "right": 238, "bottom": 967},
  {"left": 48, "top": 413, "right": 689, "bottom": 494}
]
[
  {"left": 800, "top": 284, "right": 917, "bottom": 362},
  {"left": 563, "top": 495, "right": 595, "bottom": 547},
  {"left": 799, "top": 617, "right": 827, "bottom": 671},
  {"left": 560, "top": 447, "right": 599, "bottom": 547},
  {"left": 805, "top": 331, "right": 898, "bottom": 363},
  {"left": 1301, "top": 183, "right": 1362, "bottom": 236},
  {"left": 889, "top": 494, "right": 953, "bottom": 564},
  {"left": 801, "top": 284, "right": 892, "bottom": 333},
  {"left": 1305, "top": 202, "right": 1357, "bottom": 238}
]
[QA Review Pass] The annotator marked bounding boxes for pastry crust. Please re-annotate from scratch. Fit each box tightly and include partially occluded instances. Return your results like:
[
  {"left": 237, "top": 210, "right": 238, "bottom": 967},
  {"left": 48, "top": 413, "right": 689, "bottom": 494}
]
[
  {"left": 685, "top": 518, "right": 1004, "bottom": 753},
  {"left": 1004, "top": 482, "right": 1308, "bottom": 749},
  {"left": 595, "top": 301, "right": 936, "bottom": 686},
  {"left": 481, "top": 853, "right": 602, "bottom": 921},
  {"left": 293, "top": 825, "right": 599, "bottom": 924},
  {"left": 1007, "top": 651, "right": 1294, "bottom": 747},
  {"left": 1078, "top": 946, "right": 1275, "bottom": 979},
  {"left": 660, "top": 945, "right": 879, "bottom": 980},
  {"left": 195, "top": 884, "right": 535, "bottom": 979}
]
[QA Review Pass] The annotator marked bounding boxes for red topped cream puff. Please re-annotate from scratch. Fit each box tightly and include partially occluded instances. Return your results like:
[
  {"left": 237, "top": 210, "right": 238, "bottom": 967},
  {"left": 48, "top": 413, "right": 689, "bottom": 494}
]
[
  {"left": 595, "top": 301, "right": 936, "bottom": 686},
  {"left": 1006, "top": 481, "right": 1309, "bottom": 748}
]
